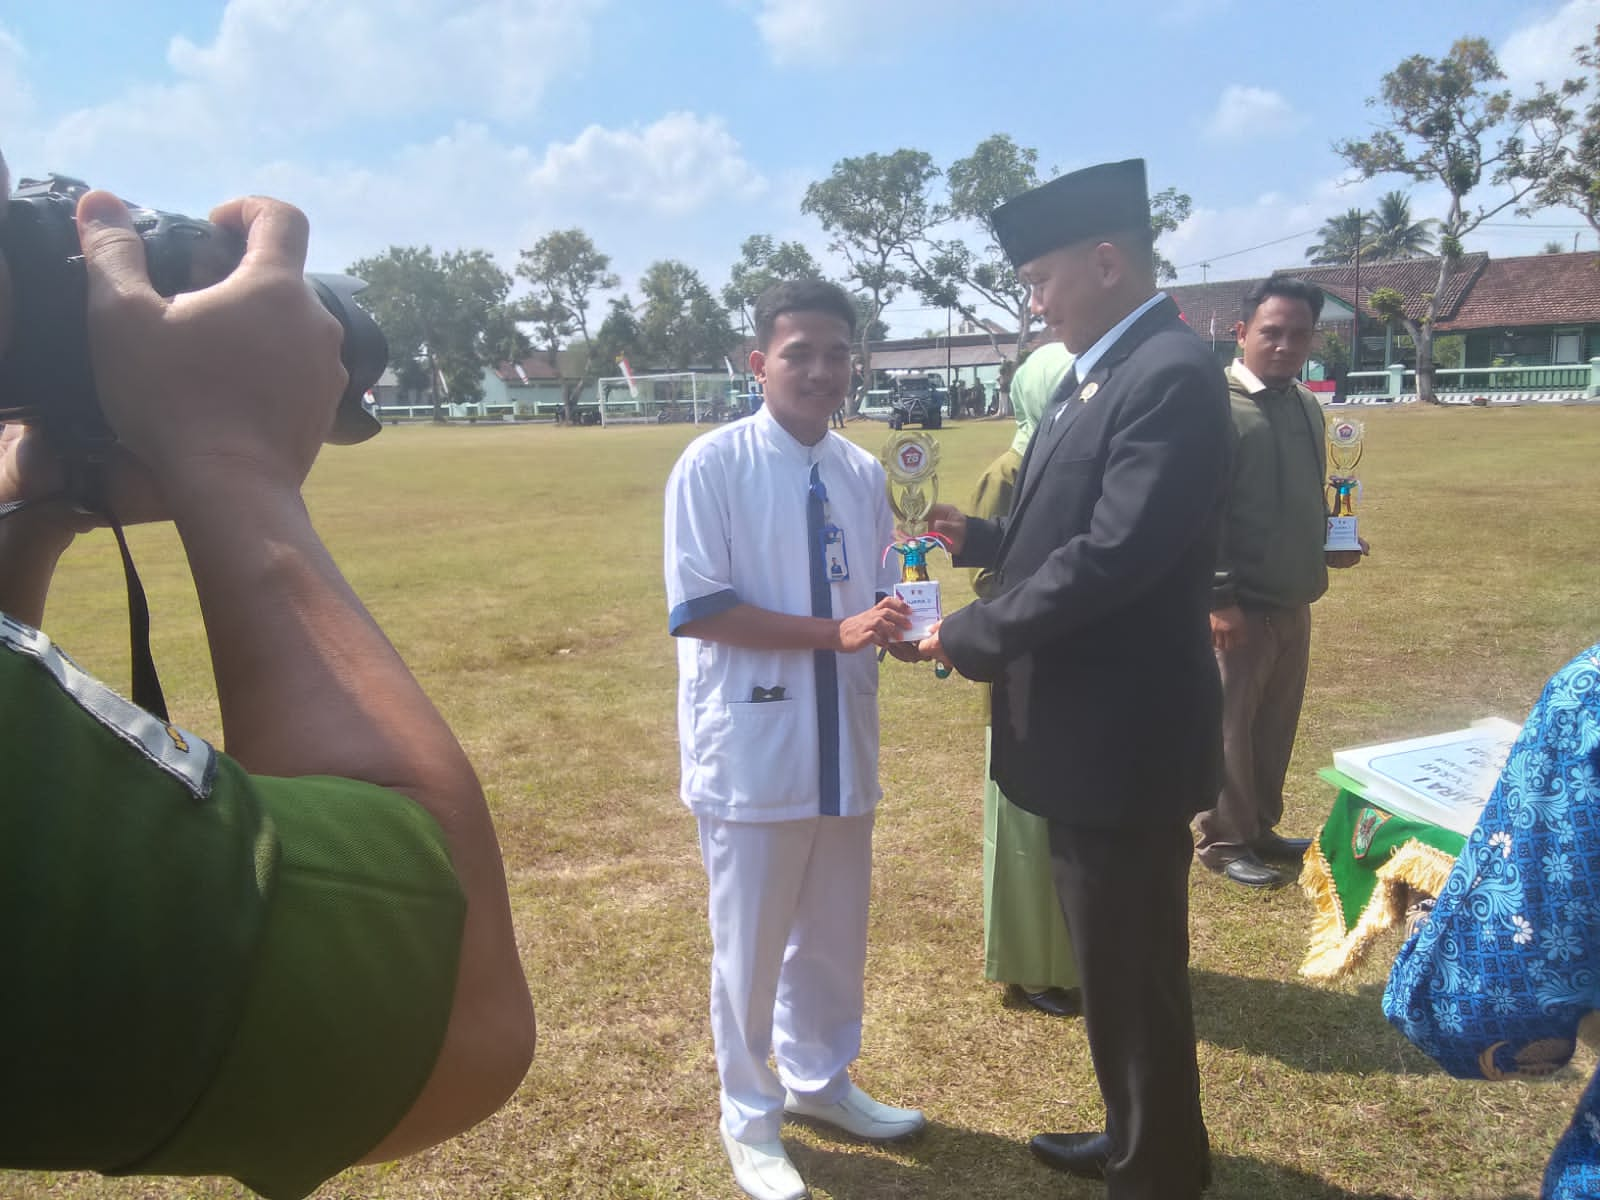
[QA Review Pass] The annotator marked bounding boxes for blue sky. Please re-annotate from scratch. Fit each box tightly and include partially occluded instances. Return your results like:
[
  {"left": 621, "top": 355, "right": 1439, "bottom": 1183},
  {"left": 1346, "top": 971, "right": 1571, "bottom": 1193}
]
[{"left": 4, "top": 0, "right": 1598, "bottom": 336}]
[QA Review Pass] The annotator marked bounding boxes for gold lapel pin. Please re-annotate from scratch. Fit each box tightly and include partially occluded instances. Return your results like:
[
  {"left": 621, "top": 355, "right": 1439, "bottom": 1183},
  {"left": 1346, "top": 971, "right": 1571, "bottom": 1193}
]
[{"left": 1080, "top": 381, "right": 1099, "bottom": 402}]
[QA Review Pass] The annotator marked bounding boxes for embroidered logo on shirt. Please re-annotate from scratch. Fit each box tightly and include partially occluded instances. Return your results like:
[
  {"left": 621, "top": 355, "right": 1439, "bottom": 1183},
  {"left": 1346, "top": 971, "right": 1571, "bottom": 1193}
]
[{"left": 1, "top": 614, "right": 216, "bottom": 799}]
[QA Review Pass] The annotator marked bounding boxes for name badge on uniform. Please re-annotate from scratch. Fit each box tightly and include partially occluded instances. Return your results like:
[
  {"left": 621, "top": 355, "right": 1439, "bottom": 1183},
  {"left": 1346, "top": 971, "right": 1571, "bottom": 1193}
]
[{"left": 822, "top": 524, "right": 850, "bottom": 581}]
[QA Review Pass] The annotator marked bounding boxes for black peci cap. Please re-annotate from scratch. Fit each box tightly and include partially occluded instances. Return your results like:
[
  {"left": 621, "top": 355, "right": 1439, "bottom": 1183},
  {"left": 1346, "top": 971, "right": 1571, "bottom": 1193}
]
[{"left": 991, "top": 158, "right": 1151, "bottom": 269}]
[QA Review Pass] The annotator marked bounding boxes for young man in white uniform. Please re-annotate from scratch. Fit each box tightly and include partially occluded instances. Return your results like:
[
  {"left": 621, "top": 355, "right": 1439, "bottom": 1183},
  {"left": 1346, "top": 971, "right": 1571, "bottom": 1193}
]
[{"left": 664, "top": 280, "right": 926, "bottom": 1200}]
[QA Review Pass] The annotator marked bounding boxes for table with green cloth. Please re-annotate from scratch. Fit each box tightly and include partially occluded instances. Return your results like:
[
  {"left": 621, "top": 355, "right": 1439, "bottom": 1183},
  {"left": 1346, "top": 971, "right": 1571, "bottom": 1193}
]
[{"left": 1298, "top": 767, "right": 1467, "bottom": 982}]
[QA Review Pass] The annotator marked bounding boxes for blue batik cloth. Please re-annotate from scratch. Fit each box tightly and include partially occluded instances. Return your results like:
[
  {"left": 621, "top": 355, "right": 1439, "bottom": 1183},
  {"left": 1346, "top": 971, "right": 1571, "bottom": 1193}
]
[{"left": 1386, "top": 642, "right": 1600, "bottom": 1200}]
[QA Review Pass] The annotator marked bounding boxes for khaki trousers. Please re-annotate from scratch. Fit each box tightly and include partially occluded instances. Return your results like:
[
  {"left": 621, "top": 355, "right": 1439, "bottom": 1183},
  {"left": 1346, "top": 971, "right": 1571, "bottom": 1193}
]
[{"left": 1193, "top": 604, "right": 1311, "bottom": 868}]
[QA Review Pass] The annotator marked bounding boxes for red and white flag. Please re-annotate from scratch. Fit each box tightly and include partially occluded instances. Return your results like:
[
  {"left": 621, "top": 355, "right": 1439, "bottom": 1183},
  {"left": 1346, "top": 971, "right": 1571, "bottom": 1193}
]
[{"left": 618, "top": 356, "right": 639, "bottom": 398}]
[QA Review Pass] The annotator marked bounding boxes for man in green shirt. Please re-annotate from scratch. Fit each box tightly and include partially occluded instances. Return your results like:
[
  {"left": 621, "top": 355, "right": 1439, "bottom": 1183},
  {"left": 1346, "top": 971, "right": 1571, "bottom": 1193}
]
[
  {"left": 0, "top": 149, "right": 534, "bottom": 1197},
  {"left": 1196, "top": 277, "right": 1366, "bottom": 888}
]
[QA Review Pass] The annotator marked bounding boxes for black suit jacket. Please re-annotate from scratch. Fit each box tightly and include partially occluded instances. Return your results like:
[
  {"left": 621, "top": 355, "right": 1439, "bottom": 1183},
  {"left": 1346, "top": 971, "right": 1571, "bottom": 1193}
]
[{"left": 942, "top": 298, "right": 1231, "bottom": 828}]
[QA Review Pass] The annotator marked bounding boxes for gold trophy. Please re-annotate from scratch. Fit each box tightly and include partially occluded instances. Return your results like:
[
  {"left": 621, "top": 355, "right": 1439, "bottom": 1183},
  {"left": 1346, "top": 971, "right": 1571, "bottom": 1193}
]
[
  {"left": 1324, "top": 416, "right": 1364, "bottom": 552},
  {"left": 880, "top": 431, "right": 946, "bottom": 643}
]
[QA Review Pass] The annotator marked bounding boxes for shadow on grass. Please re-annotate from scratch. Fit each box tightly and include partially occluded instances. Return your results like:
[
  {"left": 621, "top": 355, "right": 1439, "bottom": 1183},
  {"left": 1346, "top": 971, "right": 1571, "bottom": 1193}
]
[
  {"left": 1191, "top": 969, "right": 1434, "bottom": 1076},
  {"left": 786, "top": 1125, "right": 1526, "bottom": 1200},
  {"left": 1212, "top": 1153, "right": 1535, "bottom": 1199},
  {"left": 788, "top": 1121, "right": 1081, "bottom": 1199}
]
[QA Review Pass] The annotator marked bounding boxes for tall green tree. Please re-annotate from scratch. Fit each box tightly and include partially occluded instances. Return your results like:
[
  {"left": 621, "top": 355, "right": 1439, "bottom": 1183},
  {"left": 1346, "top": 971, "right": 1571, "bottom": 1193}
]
[
  {"left": 1148, "top": 186, "right": 1193, "bottom": 282},
  {"left": 350, "top": 245, "right": 520, "bottom": 419},
  {"left": 515, "top": 229, "right": 618, "bottom": 422},
  {"left": 801, "top": 149, "right": 942, "bottom": 403},
  {"left": 1518, "top": 25, "right": 1600, "bottom": 237},
  {"left": 906, "top": 134, "right": 1037, "bottom": 403},
  {"left": 1364, "top": 190, "right": 1437, "bottom": 259},
  {"left": 637, "top": 260, "right": 738, "bottom": 370},
  {"left": 1305, "top": 208, "right": 1370, "bottom": 265},
  {"left": 722, "top": 234, "right": 825, "bottom": 331},
  {"left": 1335, "top": 37, "right": 1567, "bottom": 402}
]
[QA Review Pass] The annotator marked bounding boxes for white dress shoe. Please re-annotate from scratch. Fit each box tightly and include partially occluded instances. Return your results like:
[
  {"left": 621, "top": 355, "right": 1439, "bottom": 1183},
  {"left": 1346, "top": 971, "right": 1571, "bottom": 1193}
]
[
  {"left": 783, "top": 1081, "right": 926, "bottom": 1142},
  {"left": 719, "top": 1121, "right": 807, "bottom": 1200}
]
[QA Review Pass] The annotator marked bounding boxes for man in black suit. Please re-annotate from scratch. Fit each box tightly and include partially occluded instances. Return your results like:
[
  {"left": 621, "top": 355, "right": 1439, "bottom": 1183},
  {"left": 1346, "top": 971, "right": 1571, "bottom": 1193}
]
[{"left": 917, "top": 159, "right": 1230, "bottom": 1199}]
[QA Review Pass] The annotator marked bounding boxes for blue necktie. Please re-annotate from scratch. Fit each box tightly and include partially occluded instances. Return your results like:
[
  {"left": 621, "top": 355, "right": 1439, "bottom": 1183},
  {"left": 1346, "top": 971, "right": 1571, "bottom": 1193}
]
[{"left": 807, "top": 464, "right": 841, "bottom": 816}]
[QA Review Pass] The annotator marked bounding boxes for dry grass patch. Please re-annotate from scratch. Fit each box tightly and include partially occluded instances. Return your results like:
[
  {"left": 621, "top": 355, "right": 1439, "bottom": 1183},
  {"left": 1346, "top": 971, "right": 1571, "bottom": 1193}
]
[{"left": 19, "top": 407, "right": 1600, "bottom": 1199}]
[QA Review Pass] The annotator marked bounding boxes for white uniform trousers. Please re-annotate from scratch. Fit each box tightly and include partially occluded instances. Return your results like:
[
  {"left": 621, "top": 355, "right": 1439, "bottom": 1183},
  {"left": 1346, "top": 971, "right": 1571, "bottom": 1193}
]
[{"left": 696, "top": 811, "right": 875, "bottom": 1143}]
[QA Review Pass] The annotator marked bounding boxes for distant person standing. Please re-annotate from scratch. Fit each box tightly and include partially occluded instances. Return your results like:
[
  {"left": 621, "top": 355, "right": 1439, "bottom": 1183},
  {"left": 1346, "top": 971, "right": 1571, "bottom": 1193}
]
[
  {"left": 969, "top": 342, "right": 1080, "bottom": 1018},
  {"left": 969, "top": 378, "right": 988, "bottom": 417},
  {"left": 1195, "top": 278, "right": 1368, "bottom": 889}
]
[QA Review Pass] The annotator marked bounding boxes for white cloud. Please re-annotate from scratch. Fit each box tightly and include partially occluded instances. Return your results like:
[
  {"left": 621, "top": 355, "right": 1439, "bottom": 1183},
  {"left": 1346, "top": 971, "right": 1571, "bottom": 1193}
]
[
  {"left": 235, "top": 114, "right": 771, "bottom": 306},
  {"left": 1202, "top": 85, "right": 1306, "bottom": 143},
  {"left": 165, "top": 0, "right": 609, "bottom": 128},
  {"left": 529, "top": 112, "right": 768, "bottom": 216},
  {"left": 29, "top": 0, "right": 608, "bottom": 183},
  {"left": 1500, "top": 0, "right": 1600, "bottom": 95},
  {"left": 747, "top": 0, "right": 962, "bottom": 67}
]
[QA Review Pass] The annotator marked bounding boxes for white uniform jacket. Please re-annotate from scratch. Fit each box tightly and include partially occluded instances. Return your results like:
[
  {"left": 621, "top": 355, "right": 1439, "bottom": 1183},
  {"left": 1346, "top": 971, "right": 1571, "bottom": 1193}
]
[{"left": 665, "top": 407, "right": 898, "bottom": 822}]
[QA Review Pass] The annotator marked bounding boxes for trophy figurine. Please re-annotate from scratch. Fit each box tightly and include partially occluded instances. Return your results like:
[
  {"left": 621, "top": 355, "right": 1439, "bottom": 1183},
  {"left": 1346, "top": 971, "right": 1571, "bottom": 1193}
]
[
  {"left": 1324, "top": 416, "right": 1364, "bottom": 553},
  {"left": 879, "top": 431, "right": 951, "bottom": 646}
]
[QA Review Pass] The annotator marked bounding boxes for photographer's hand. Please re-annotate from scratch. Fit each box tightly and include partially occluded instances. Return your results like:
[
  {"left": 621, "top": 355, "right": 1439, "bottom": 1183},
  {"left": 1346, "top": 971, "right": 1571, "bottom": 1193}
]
[{"left": 77, "top": 189, "right": 534, "bottom": 1158}]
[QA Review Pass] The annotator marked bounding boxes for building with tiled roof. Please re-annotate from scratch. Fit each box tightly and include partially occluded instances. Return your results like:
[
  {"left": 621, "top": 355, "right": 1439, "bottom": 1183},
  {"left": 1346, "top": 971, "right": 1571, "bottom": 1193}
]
[
  {"left": 1172, "top": 251, "right": 1600, "bottom": 373},
  {"left": 1286, "top": 254, "right": 1489, "bottom": 326}
]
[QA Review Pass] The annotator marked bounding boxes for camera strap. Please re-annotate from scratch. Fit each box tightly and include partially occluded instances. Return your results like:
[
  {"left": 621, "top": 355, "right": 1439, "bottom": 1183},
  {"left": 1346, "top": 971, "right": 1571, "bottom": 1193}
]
[{"left": 0, "top": 462, "right": 169, "bottom": 722}]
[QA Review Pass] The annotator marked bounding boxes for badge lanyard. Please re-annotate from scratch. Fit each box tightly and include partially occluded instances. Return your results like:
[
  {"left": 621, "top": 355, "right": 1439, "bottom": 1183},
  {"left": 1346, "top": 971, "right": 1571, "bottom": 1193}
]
[{"left": 812, "top": 472, "right": 850, "bottom": 582}]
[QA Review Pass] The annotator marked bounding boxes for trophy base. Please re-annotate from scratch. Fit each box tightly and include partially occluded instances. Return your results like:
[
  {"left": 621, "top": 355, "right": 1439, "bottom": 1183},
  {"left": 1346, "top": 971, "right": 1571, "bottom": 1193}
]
[
  {"left": 1325, "top": 515, "right": 1361, "bottom": 553},
  {"left": 893, "top": 580, "right": 942, "bottom": 642}
]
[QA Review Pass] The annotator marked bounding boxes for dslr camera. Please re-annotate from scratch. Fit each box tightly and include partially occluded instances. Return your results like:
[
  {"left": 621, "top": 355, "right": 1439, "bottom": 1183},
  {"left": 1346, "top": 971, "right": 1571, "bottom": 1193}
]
[{"left": 0, "top": 174, "right": 387, "bottom": 467}]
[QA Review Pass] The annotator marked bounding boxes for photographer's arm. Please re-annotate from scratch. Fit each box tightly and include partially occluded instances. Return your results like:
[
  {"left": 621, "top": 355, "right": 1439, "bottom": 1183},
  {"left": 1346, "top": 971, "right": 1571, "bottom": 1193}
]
[{"left": 78, "top": 192, "right": 534, "bottom": 1159}]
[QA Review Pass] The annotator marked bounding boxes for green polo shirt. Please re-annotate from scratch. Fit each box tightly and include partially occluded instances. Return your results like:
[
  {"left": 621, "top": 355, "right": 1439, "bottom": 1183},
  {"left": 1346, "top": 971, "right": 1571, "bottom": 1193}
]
[
  {"left": 0, "top": 614, "right": 465, "bottom": 1199},
  {"left": 1213, "top": 360, "right": 1331, "bottom": 611}
]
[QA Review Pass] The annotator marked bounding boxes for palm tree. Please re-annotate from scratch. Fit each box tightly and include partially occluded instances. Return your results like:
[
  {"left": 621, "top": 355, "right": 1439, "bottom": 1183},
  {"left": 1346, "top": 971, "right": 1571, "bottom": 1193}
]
[
  {"left": 1306, "top": 209, "right": 1369, "bottom": 265},
  {"left": 1364, "top": 191, "right": 1436, "bottom": 260}
]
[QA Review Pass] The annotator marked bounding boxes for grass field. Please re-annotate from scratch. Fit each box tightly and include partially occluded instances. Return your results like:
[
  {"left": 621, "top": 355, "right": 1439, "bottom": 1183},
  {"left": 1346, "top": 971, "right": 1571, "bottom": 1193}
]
[{"left": 18, "top": 404, "right": 1600, "bottom": 1200}]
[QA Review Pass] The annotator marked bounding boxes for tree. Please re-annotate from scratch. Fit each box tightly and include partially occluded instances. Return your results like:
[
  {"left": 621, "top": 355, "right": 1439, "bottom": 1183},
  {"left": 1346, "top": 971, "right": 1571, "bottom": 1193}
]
[
  {"left": 1364, "top": 191, "right": 1437, "bottom": 259},
  {"left": 722, "top": 234, "right": 825, "bottom": 330},
  {"left": 515, "top": 229, "right": 618, "bottom": 422},
  {"left": 1519, "top": 26, "right": 1598, "bottom": 237},
  {"left": 350, "top": 245, "right": 521, "bottom": 420},
  {"left": 1306, "top": 209, "right": 1370, "bottom": 265},
  {"left": 801, "top": 149, "right": 942, "bottom": 406},
  {"left": 589, "top": 296, "right": 644, "bottom": 377},
  {"left": 850, "top": 296, "right": 890, "bottom": 345},
  {"left": 907, "top": 135, "right": 1038, "bottom": 406},
  {"left": 1543, "top": 239, "right": 1568, "bottom": 254},
  {"left": 1148, "top": 186, "right": 1194, "bottom": 282},
  {"left": 636, "top": 260, "right": 738, "bottom": 370},
  {"left": 1336, "top": 37, "right": 1567, "bottom": 402}
]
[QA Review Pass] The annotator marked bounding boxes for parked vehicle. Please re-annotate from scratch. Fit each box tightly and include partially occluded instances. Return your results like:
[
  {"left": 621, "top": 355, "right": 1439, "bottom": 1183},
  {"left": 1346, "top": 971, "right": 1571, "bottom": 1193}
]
[{"left": 887, "top": 375, "right": 944, "bottom": 430}]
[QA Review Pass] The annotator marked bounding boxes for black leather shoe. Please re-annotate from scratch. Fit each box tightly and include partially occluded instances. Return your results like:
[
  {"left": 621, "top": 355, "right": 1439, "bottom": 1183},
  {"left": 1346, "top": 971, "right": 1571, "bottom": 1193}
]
[
  {"left": 1222, "top": 853, "right": 1290, "bottom": 889},
  {"left": 1029, "top": 1131, "right": 1111, "bottom": 1179},
  {"left": 1006, "top": 984, "right": 1083, "bottom": 1017},
  {"left": 1255, "top": 832, "right": 1312, "bottom": 864}
]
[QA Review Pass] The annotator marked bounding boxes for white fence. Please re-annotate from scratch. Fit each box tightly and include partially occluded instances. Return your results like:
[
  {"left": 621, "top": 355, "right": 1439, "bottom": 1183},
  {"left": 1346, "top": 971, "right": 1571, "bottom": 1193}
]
[{"left": 1339, "top": 360, "right": 1600, "bottom": 406}]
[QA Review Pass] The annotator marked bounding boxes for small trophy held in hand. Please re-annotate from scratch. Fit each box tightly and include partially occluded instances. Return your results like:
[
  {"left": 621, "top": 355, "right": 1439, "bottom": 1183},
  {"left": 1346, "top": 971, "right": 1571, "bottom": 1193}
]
[
  {"left": 880, "top": 431, "right": 950, "bottom": 644},
  {"left": 1324, "top": 416, "right": 1364, "bottom": 553}
]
